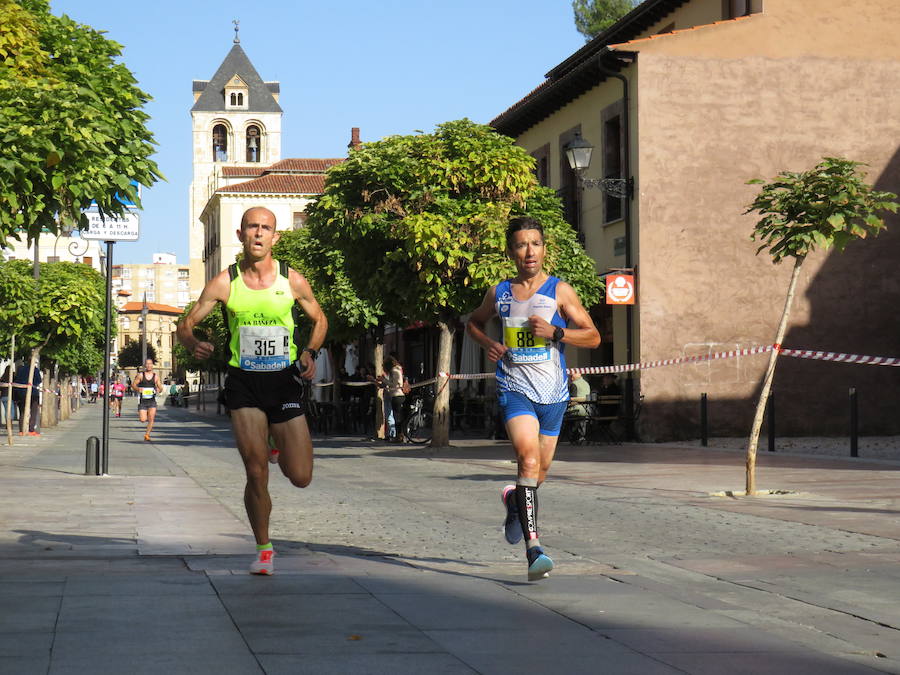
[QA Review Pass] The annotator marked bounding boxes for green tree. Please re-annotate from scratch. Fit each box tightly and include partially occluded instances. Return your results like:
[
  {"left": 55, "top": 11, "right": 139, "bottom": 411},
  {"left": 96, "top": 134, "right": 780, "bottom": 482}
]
[
  {"left": 117, "top": 340, "right": 157, "bottom": 369},
  {"left": 4, "top": 260, "right": 107, "bottom": 432},
  {"left": 0, "top": 0, "right": 163, "bottom": 247},
  {"left": 304, "top": 119, "right": 603, "bottom": 445},
  {"left": 572, "top": 0, "right": 636, "bottom": 41},
  {"left": 0, "top": 259, "right": 36, "bottom": 349},
  {"left": 744, "top": 157, "right": 898, "bottom": 495},
  {"left": 274, "top": 226, "right": 379, "bottom": 346}
]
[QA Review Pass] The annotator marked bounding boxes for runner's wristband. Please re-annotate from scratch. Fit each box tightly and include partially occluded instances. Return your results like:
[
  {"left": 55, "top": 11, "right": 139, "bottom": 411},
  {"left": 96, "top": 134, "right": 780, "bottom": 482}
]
[{"left": 303, "top": 348, "right": 318, "bottom": 360}]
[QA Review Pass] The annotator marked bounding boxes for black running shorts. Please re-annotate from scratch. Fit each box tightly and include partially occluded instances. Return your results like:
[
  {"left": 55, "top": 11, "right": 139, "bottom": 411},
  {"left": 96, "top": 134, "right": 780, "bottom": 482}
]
[
  {"left": 137, "top": 397, "right": 157, "bottom": 410},
  {"left": 223, "top": 365, "right": 306, "bottom": 423}
]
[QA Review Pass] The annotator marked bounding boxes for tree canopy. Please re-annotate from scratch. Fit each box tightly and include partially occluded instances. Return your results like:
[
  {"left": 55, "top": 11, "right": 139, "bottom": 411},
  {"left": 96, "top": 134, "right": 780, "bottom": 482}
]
[
  {"left": 287, "top": 119, "right": 602, "bottom": 337},
  {"left": 117, "top": 340, "right": 157, "bottom": 369},
  {"left": 572, "top": 0, "right": 635, "bottom": 41},
  {"left": 0, "top": 0, "right": 163, "bottom": 246},
  {"left": 0, "top": 258, "right": 107, "bottom": 375}
]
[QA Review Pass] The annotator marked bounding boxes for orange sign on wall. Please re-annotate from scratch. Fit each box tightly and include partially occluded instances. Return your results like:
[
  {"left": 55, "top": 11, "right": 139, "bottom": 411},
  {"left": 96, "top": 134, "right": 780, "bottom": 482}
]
[{"left": 606, "top": 274, "right": 635, "bottom": 305}]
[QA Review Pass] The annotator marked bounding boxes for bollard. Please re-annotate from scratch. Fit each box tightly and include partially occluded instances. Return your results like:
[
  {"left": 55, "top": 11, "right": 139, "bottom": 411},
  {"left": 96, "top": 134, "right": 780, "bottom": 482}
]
[
  {"left": 700, "top": 393, "right": 708, "bottom": 447},
  {"left": 767, "top": 391, "right": 775, "bottom": 452},
  {"left": 85, "top": 435, "right": 100, "bottom": 476},
  {"left": 850, "top": 387, "right": 858, "bottom": 458}
]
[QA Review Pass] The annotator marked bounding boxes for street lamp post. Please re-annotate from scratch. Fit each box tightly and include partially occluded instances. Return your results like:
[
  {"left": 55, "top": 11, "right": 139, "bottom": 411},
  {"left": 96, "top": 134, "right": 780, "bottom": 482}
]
[{"left": 140, "top": 292, "right": 149, "bottom": 367}]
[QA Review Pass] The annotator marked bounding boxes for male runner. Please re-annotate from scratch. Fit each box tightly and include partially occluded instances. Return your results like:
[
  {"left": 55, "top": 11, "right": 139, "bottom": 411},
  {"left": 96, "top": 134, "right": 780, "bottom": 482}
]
[
  {"left": 176, "top": 206, "right": 327, "bottom": 575},
  {"left": 132, "top": 359, "right": 162, "bottom": 440},
  {"left": 467, "top": 216, "right": 600, "bottom": 580}
]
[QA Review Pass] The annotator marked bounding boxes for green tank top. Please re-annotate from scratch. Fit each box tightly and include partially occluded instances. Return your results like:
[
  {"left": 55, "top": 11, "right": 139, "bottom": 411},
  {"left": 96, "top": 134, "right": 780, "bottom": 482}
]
[{"left": 224, "top": 260, "right": 302, "bottom": 371}]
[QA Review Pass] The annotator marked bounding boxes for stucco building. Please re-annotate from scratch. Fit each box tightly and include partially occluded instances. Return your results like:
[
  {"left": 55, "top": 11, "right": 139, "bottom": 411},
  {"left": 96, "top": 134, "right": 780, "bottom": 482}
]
[{"left": 492, "top": 0, "right": 900, "bottom": 439}]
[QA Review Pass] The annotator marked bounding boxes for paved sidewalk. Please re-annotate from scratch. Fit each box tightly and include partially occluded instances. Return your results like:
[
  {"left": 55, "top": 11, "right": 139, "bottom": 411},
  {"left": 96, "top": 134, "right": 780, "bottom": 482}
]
[{"left": 0, "top": 401, "right": 898, "bottom": 674}]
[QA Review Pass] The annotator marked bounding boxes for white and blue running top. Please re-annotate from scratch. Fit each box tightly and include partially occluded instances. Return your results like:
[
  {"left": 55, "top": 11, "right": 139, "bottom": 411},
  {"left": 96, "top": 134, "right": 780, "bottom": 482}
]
[{"left": 495, "top": 276, "right": 569, "bottom": 405}]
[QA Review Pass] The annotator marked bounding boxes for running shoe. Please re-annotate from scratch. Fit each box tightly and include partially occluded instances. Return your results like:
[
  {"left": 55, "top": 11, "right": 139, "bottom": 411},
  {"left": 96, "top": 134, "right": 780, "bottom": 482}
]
[
  {"left": 501, "top": 485, "right": 522, "bottom": 545},
  {"left": 527, "top": 547, "right": 553, "bottom": 581},
  {"left": 143, "top": 433, "right": 151, "bottom": 442},
  {"left": 249, "top": 548, "right": 275, "bottom": 575},
  {"left": 28, "top": 431, "right": 40, "bottom": 436}
]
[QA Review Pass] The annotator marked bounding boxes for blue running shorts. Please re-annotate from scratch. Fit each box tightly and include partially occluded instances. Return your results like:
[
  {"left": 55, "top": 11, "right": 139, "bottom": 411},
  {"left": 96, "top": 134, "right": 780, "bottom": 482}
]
[{"left": 498, "top": 390, "right": 568, "bottom": 437}]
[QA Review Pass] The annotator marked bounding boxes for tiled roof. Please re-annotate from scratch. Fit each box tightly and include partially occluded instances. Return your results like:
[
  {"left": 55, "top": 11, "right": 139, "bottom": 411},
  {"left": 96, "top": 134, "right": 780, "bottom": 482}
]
[
  {"left": 491, "top": 0, "right": 692, "bottom": 136},
  {"left": 191, "top": 44, "right": 282, "bottom": 114},
  {"left": 267, "top": 158, "right": 344, "bottom": 173},
  {"left": 119, "top": 302, "right": 183, "bottom": 315},
  {"left": 217, "top": 174, "right": 326, "bottom": 195},
  {"left": 221, "top": 165, "right": 267, "bottom": 177},
  {"left": 608, "top": 15, "right": 751, "bottom": 48}
]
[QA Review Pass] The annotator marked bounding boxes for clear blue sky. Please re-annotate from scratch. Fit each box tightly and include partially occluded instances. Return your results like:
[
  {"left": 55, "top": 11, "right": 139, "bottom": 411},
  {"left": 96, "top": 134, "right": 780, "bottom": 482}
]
[{"left": 50, "top": 1, "right": 585, "bottom": 264}]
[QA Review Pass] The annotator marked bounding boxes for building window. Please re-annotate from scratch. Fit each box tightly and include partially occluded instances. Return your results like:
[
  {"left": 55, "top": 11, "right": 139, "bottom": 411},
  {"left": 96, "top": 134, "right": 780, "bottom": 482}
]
[
  {"left": 122, "top": 317, "right": 130, "bottom": 330},
  {"left": 121, "top": 268, "right": 131, "bottom": 279},
  {"left": 213, "top": 124, "right": 228, "bottom": 162},
  {"left": 246, "top": 125, "right": 261, "bottom": 163},
  {"left": 292, "top": 211, "right": 308, "bottom": 229},
  {"left": 602, "top": 101, "right": 625, "bottom": 224},
  {"left": 531, "top": 144, "right": 550, "bottom": 187},
  {"left": 724, "top": 0, "right": 761, "bottom": 18}
]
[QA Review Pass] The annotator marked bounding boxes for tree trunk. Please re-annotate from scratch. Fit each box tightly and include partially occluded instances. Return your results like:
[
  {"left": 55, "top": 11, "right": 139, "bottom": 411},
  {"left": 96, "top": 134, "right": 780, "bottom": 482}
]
[
  {"left": 6, "top": 334, "right": 14, "bottom": 445},
  {"left": 373, "top": 330, "right": 386, "bottom": 439},
  {"left": 60, "top": 377, "right": 70, "bottom": 421},
  {"left": 21, "top": 347, "right": 40, "bottom": 435},
  {"left": 430, "top": 320, "right": 454, "bottom": 448},
  {"left": 746, "top": 256, "right": 805, "bottom": 495},
  {"left": 40, "top": 369, "right": 53, "bottom": 429}
]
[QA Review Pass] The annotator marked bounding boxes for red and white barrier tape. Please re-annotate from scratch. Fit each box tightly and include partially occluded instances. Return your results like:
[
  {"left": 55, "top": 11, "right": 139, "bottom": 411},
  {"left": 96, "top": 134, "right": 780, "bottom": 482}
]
[
  {"left": 779, "top": 347, "right": 900, "bottom": 367},
  {"left": 3, "top": 382, "right": 60, "bottom": 397},
  {"left": 435, "top": 343, "right": 900, "bottom": 381}
]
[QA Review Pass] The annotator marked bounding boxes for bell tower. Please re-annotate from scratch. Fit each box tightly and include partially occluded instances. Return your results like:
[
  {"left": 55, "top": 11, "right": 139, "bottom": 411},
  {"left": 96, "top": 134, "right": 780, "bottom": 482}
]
[{"left": 188, "top": 22, "right": 283, "bottom": 296}]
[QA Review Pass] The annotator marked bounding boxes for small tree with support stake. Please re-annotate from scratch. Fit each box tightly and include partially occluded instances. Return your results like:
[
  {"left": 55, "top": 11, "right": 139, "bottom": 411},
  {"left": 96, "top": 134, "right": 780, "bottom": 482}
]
[{"left": 743, "top": 157, "right": 897, "bottom": 495}]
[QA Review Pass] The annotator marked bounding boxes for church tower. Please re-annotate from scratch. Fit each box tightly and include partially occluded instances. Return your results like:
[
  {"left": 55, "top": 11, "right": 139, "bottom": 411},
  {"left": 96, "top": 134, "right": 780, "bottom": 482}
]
[{"left": 188, "top": 22, "right": 282, "bottom": 296}]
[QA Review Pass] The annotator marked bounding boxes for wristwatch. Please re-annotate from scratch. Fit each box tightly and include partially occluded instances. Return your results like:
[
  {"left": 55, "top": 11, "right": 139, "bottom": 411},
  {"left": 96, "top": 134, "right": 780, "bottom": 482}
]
[
  {"left": 304, "top": 348, "right": 319, "bottom": 360},
  {"left": 552, "top": 326, "right": 565, "bottom": 343}
]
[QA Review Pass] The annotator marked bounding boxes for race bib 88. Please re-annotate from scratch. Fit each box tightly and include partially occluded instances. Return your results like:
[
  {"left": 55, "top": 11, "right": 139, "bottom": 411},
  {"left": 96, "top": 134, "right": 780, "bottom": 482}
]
[
  {"left": 239, "top": 325, "right": 290, "bottom": 371},
  {"left": 503, "top": 318, "right": 550, "bottom": 364}
]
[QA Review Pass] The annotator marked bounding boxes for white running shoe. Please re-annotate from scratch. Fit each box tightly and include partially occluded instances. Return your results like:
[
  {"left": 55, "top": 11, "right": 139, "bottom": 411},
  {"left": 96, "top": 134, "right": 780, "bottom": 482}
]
[{"left": 249, "top": 548, "right": 275, "bottom": 575}]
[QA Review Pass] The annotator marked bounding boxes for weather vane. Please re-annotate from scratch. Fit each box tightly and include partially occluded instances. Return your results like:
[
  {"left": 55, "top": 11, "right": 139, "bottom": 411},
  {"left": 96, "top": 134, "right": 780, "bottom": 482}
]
[{"left": 233, "top": 19, "right": 240, "bottom": 44}]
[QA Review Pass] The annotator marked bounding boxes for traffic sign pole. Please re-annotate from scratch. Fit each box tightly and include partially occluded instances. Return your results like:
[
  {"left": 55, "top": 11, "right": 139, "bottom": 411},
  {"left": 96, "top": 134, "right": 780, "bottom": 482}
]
[{"left": 101, "top": 240, "right": 114, "bottom": 475}]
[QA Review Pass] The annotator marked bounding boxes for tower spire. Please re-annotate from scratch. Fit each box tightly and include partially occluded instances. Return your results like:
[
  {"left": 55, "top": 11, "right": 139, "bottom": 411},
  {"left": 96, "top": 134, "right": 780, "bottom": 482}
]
[{"left": 232, "top": 19, "right": 240, "bottom": 44}]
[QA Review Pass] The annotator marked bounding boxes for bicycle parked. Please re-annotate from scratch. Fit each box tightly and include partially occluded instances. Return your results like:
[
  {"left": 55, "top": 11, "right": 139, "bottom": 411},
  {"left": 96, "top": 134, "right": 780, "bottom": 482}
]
[{"left": 404, "top": 385, "right": 434, "bottom": 444}]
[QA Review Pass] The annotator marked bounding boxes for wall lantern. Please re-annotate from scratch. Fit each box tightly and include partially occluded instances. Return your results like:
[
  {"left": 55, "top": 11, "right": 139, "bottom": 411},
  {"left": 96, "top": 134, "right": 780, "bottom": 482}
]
[{"left": 563, "top": 131, "right": 634, "bottom": 199}]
